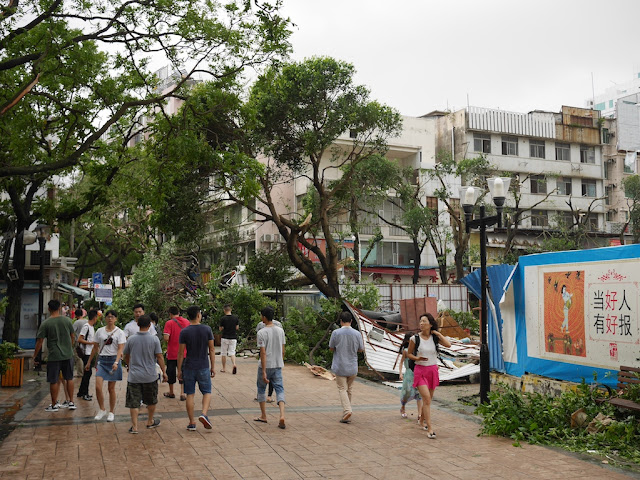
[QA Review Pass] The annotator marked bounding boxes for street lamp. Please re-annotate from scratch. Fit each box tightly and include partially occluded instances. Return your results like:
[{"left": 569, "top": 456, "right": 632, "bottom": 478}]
[
  {"left": 460, "top": 177, "right": 511, "bottom": 404},
  {"left": 351, "top": 234, "right": 361, "bottom": 284}
]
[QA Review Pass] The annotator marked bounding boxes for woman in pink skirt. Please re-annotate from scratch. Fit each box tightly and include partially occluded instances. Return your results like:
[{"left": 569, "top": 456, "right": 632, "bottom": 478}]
[{"left": 407, "top": 313, "right": 451, "bottom": 439}]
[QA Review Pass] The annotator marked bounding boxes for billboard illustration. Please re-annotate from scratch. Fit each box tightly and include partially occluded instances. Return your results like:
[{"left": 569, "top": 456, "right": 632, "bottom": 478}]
[{"left": 543, "top": 270, "right": 586, "bottom": 357}]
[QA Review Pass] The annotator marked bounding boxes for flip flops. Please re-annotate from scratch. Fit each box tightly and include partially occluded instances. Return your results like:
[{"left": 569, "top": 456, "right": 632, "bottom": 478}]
[
  {"left": 163, "top": 393, "right": 175, "bottom": 398},
  {"left": 253, "top": 417, "right": 268, "bottom": 423},
  {"left": 180, "top": 395, "right": 187, "bottom": 401},
  {"left": 278, "top": 419, "right": 286, "bottom": 429}
]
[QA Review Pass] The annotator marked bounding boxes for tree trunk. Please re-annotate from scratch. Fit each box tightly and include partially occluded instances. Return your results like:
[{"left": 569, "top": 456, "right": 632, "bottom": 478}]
[
  {"left": 411, "top": 238, "right": 421, "bottom": 285},
  {"left": 454, "top": 246, "right": 466, "bottom": 281},
  {"left": 2, "top": 230, "right": 27, "bottom": 344}
]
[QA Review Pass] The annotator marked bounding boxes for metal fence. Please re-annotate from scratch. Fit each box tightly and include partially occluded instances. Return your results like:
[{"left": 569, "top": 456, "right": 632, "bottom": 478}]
[{"left": 373, "top": 283, "right": 469, "bottom": 313}]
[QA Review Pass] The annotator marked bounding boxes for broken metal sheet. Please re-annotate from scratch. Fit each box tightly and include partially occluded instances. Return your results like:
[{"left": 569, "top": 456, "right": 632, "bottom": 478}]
[{"left": 343, "top": 301, "right": 480, "bottom": 376}]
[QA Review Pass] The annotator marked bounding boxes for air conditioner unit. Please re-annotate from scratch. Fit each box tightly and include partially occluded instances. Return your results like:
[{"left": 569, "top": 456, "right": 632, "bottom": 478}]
[{"left": 261, "top": 234, "right": 272, "bottom": 243}]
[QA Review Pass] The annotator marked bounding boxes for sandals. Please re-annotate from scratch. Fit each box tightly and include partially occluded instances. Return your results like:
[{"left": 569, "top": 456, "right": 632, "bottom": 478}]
[
  {"left": 163, "top": 393, "right": 175, "bottom": 398},
  {"left": 424, "top": 427, "right": 437, "bottom": 439},
  {"left": 180, "top": 395, "right": 187, "bottom": 401}
]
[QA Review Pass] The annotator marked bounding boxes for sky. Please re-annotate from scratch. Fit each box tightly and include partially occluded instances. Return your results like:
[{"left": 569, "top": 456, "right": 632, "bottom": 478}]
[{"left": 279, "top": 0, "right": 640, "bottom": 117}]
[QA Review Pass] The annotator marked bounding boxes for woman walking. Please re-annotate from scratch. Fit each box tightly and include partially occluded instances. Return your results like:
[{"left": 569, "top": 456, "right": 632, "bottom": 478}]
[
  {"left": 397, "top": 333, "right": 423, "bottom": 421},
  {"left": 86, "top": 309, "right": 126, "bottom": 422},
  {"left": 406, "top": 313, "right": 451, "bottom": 439}
]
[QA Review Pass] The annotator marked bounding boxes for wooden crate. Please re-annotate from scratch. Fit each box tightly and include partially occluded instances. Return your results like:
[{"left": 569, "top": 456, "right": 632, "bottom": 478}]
[{"left": 1, "top": 357, "right": 24, "bottom": 387}]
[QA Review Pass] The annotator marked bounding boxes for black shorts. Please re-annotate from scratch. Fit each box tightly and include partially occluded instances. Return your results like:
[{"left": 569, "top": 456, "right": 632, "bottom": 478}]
[
  {"left": 166, "top": 359, "right": 183, "bottom": 385},
  {"left": 46, "top": 359, "right": 74, "bottom": 384},
  {"left": 125, "top": 382, "right": 158, "bottom": 408}
]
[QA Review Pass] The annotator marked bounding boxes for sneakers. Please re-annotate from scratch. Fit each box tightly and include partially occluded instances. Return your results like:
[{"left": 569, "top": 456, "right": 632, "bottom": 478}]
[
  {"left": 59, "top": 401, "right": 69, "bottom": 409},
  {"left": 187, "top": 423, "right": 197, "bottom": 431},
  {"left": 199, "top": 415, "right": 212, "bottom": 429},
  {"left": 45, "top": 404, "right": 59, "bottom": 412},
  {"left": 106, "top": 412, "right": 115, "bottom": 422},
  {"left": 146, "top": 419, "right": 161, "bottom": 429},
  {"left": 94, "top": 410, "right": 107, "bottom": 421},
  {"left": 67, "top": 402, "right": 77, "bottom": 410},
  {"left": 81, "top": 395, "right": 93, "bottom": 401}
]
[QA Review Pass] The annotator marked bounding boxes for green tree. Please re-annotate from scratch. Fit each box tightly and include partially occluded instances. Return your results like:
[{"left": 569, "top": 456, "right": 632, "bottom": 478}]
[
  {"left": 0, "top": 0, "right": 290, "bottom": 343},
  {"left": 238, "top": 57, "right": 402, "bottom": 298},
  {"left": 622, "top": 175, "right": 640, "bottom": 244},
  {"left": 245, "top": 248, "right": 292, "bottom": 292}
]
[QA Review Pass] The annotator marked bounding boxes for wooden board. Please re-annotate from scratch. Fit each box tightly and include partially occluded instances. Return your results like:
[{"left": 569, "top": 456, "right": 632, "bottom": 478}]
[{"left": 399, "top": 297, "right": 438, "bottom": 332}]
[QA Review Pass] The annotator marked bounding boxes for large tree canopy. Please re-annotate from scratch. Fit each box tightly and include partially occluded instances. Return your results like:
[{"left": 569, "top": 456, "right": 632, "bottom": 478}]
[{"left": 0, "top": 0, "right": 291, "bottom": 343}]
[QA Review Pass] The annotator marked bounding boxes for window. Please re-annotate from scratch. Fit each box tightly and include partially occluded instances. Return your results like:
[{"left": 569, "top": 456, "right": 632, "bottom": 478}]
[
  {"left": 581, "top": 179, "right": 596, "bottom": 197},
  {"left": 30, "top": 250, "right": 51, "bottom": 266},
  {"left": 530, "top": 175, "right": 547, "bottom": 194},
  {"left": 555, "top": 143, "right": 570, "bottom": 161},
  {"left": 426, "top": 196, "right": 438, "bottom": 225},
  {"left": 557, "top": 211, "right": 574, "bottom": 228},
  {"left": 605, "top": 185, "right": 611, "bottom": 205},
  {"left": 530, "top": 210, "right": 548, "bottom": 228},
  {"left": 557, "top": 177, "right": 572, "bottom": 196},
  {"left": 529, "top": 140, "right": 545, "bottom": 159},
  {"left": 602, "top": 128, "right": 611, "bottom": 144},
  {"left": 625, "top": 211, "right": 630, "bottom": 221},
  {"left": 580, "top": 146, "right": 595, "bottom": 164},
  {"left": 501, "top": 136, "right": 518, "bottom": 156},
  {"left": 585, "top": 214, "right": 598, "bottom": 231},
  {"left": 609, "top": 100, "right": 614, "bottom": 108},
  {"left": 474, "top": 134, "right": 491, "bottom": 153},
  {"left": 606, "top": 210, "right": 615, "bottom": 222},
  {"left": 349, "top": 129, "right": 358, "bottom": 139},
  {"left": 594, "top": 102, "right": 606, "bottom": 111}
]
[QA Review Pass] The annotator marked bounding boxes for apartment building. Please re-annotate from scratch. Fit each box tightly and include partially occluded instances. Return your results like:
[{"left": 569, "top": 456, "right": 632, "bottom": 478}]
[
  {"left": 587, "top": 68, "right": 640, "bottom": 118},
  {"left": 202, "top": 115, "right": 449, "bottom": 283},
  {"left": 434, "top": 105, "right": 606, "bottom": 252}
]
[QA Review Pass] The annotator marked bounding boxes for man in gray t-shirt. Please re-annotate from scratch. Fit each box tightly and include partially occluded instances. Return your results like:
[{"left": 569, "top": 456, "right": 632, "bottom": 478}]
[
  {"left": 123, "top": 315, "right": 167, "bottom": 433},
  {"left": 254, "top": 306, "right": 287, "bottom": 429},
  {"left": 329, "top": 311, "right": 364, "bottom": 424}
]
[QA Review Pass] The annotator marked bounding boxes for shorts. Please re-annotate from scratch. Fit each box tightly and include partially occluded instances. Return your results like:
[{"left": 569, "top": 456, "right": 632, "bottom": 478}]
[
  {"left": 46, "top": 359, "right": 74, "bottom": 384},
  {"left": 166, "top": 359, "right": 183, "bottom": 385},
  {"left": 220, "top": 338, "right": 237, "bottom": 357},
  {"left": 182, "top": 368, "right": 211, "bottom": 395},
  {"left": 412, "top": 364, "right": 439, "bottom": 390},
  {"left": 96, "top": 355, "right": 123, "bottom": 382},
  {"left": 125, "top": 381, "right": 159, "bottom": 408}
]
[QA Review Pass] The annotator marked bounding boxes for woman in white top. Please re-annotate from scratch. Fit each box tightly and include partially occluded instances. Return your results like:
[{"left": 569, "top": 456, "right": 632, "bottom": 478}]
[
  {"left": 86, "top": 309, "right": 126, "bottom": 422},
  {"left": 407, "top": 313, "right": 451, "bottom": 439}
]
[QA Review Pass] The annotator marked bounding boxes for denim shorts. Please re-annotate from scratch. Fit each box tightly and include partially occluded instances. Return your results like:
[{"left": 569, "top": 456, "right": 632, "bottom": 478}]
[
  {"left": 182, "top": 368, "right": 211, "bottom": 395},
  {"left": 256, "top": 367, "right": 285, "bottom": 404}
]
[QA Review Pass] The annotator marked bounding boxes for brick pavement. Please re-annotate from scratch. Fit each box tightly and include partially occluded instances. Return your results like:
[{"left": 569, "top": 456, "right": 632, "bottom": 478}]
[{"left": 0, "top": 357, "right": 637, "bottom": 479}]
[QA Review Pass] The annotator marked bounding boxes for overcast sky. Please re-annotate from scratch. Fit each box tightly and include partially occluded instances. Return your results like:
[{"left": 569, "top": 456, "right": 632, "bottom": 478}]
[{"left": 279, "top": 0, "right": 640, "bottom": 117}]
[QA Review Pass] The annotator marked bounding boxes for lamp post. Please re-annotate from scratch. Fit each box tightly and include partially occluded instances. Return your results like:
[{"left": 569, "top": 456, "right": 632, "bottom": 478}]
[
  {"left": 351, "top": 234, "right": 361, "bottom": 284},
  {"left": 460, "top": 177, "right": 510, "bottom": 404},
  {"left": 34, "top": 225, "right": 49, "bottom": 370}
]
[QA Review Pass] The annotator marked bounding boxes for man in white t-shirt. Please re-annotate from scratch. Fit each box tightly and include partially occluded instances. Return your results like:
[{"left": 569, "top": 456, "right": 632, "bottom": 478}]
[
  {"left": 254, "top": 306, "right": 286, "bottom": 429},
  {"left": 76, "top": 310, "right": 99, "bottom": 401},
  {"left": 124, "top": 303, "right": 157, "bottom": 338}
]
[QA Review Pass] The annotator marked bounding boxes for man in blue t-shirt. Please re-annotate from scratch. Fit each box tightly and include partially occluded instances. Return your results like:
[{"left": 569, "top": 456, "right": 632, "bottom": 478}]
[
  {"left": 178, "top": 305, "right": 216, "bottom": 431},
  {"left": 329, "top": 311, "right": 364, "bottom": 424}
]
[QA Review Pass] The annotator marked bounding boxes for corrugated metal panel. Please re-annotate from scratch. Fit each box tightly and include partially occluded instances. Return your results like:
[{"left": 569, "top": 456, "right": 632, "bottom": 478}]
[{"left": 468, "top": 106, "right": 556, "bottom": 139}]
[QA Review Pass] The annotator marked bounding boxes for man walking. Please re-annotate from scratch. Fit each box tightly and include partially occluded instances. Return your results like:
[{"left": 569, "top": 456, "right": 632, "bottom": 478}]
[
  {"left": 254, "top": 306, "right": 286, "bottom": 429},
  {"left": 124, "top": 303, "right": 156, "bottom": 338},
  {"left": 163, "top": 306, "right": 189, "bottom": 400},
  {"left": 72, "top": 308, "right": 88, "bottom": 377},
  {"left": 32, "top": 300, "right": 77, "bottom": 412},
  {"left": 123, "top": 315, "right": 167, "bottom": 434},
  {"left": 219, "top": 304, "right": 239, "bottom": 374},
  {"left": 76, "top": 309, "right": 99, "bottom": 401},
  {"left": 329, "top": 311, "right": 364, "bottom": 424},
  {"left": 177, "top": 305, "right": 216, "bottom": 431}
]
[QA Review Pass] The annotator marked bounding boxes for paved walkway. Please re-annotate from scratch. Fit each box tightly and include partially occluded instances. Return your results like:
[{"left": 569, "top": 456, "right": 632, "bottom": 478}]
[{"left": 0, "top": 357, "right": 637, "bottom": 479}]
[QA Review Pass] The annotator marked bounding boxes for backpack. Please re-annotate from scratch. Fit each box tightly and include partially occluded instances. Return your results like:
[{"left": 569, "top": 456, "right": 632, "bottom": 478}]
[{"left": 407, "top": 332, "right": 440, "bottom": 371}]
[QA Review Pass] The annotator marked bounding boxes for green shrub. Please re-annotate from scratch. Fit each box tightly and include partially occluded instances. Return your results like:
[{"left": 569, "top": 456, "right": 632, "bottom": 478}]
[
  {"left": 448, "top": 310, "right": 479, "bottom": 335},
  {"left": 476, "top": 382, "right": 640, "bottom": 464},
  {"left": 0, "top": 342, "right": 19, "bottom": 376}
]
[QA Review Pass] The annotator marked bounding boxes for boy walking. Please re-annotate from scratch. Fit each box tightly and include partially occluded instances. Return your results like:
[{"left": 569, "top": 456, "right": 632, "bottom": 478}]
[
  {"left": 219, "top": 304, "right": 239, "bottom": 374},
  {"left": 123, "top": 315, "right": 167, "bottom": 434},
  {"left": 178, "top": 305, "right": 216, "bottom": 431},
  {"left": 254, "top": 306, "right": 286, "bottom": 429}
]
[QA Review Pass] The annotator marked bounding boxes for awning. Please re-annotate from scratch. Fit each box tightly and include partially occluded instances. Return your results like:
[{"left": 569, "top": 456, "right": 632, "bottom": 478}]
[{"left": 57, "top": 282, "right": 91, "bottom": 299}]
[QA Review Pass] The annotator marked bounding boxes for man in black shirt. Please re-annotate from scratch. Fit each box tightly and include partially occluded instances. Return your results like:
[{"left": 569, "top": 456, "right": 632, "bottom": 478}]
[{"left": 219, "top": 304, "right": 239, "bottom": 374}]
